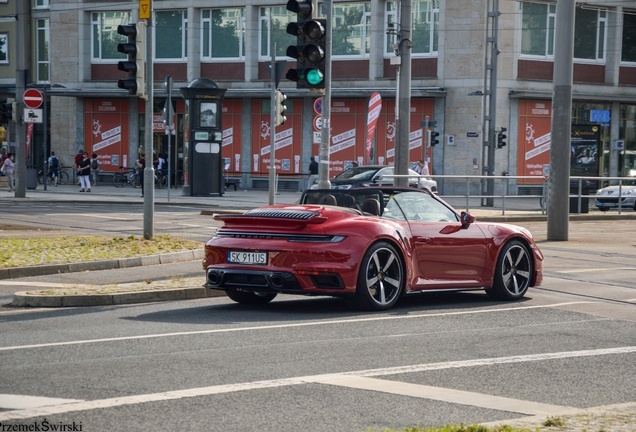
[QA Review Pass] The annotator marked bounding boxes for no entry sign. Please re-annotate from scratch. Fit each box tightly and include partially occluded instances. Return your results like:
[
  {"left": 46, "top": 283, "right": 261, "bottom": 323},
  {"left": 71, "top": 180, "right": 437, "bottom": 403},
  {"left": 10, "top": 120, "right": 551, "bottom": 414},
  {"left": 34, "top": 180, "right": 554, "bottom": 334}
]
[{"left": 24, "top": 89, "right": 44, "bottom": 109}]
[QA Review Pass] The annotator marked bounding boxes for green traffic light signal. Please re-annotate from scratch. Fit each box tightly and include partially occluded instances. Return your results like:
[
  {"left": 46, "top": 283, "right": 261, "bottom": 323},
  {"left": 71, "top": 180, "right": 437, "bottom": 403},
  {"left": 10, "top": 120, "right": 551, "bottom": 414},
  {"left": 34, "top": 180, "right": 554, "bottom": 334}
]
[{"left": 303, "top": 68, "right": 324, "bottom": 86}]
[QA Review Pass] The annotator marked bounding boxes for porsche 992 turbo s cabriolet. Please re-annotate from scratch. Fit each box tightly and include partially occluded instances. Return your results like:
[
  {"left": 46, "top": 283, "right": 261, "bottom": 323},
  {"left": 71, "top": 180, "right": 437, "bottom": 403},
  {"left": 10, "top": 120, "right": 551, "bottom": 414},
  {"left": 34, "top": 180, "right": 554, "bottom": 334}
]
[{"left": 202, "top": 187, "right": 543, "bottom": 311}]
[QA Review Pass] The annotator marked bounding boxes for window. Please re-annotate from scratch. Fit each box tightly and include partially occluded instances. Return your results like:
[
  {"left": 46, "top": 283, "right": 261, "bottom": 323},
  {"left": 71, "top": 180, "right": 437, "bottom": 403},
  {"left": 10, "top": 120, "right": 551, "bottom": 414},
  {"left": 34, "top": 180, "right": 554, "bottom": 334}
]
[
  {"left": 520, "top": 2, "right": 606, "bottom": 61},
  {"left": 91, "top": 12, "right": 130, "bottom": 62},
  {"left": 202, "top": 8, "right": 245, "bottom": 59},
  {"left": 155, "top": 10, "right": 187, "bottom": 60},
  {"left": 35, "top": 0, "right": 49, "bottom": 8},
  {"left": 332, "top": 2, "right": 371, "bottom": 57},
  {"left": 259, "top": 7, "right": 296, "bottom": 59},
  {"left": 385, "top": 1, "right": 438, "bottom": 56},
  {"left": 0, "top": 34, "right": 7, "bottom": 64},
  {"left": 37, "top": 19, "right": 50, "bottom": 82},
  {"left": 621, "top": 12, "right": 636, "bottom": 63}
]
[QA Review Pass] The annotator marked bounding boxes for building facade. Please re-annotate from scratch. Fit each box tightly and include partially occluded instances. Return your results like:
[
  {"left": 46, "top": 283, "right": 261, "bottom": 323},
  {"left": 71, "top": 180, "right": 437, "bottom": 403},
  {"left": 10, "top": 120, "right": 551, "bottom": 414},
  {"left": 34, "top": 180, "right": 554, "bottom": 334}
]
[{"left": 1, "top": 0, "right": 635, "bottom": 193}]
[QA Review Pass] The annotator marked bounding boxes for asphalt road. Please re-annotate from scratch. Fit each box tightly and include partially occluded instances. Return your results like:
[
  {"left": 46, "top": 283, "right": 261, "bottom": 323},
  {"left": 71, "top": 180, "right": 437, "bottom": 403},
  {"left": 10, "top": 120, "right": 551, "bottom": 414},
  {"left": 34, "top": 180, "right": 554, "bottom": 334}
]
[{"left": 1, "top": 206, "right": 635, "bottom": 431}]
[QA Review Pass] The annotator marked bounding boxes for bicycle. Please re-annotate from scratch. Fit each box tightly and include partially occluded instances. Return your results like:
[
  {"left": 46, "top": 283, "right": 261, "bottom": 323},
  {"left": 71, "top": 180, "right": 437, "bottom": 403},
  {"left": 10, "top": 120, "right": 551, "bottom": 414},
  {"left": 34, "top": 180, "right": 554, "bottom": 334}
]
[
  {"left": 37, "top": 164, "right": 70, "bottom": 185},
  {"left": 113, "top": 166, "right": 141, "bottom": 188},
  {"left": 155, "top": 170, "right": 168, "bottom": 189}
]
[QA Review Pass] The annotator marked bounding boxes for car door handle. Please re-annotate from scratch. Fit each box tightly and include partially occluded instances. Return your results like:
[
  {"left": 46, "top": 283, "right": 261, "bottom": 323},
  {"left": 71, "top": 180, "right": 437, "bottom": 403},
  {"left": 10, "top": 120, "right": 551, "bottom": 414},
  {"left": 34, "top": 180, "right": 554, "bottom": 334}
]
[{"left": 416, "top": 237, "right": 431, "bottom": 243}]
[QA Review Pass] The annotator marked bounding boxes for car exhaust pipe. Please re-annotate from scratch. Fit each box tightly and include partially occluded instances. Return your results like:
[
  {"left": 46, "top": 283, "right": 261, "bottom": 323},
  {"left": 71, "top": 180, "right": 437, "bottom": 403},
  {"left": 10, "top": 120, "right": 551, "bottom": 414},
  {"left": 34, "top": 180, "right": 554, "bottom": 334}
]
[
  {"left": 269, "top": 275, "right": 286, "bottom": 289},
  {"left": 207, "top": 271, "right": 220, "bottom": 285}
]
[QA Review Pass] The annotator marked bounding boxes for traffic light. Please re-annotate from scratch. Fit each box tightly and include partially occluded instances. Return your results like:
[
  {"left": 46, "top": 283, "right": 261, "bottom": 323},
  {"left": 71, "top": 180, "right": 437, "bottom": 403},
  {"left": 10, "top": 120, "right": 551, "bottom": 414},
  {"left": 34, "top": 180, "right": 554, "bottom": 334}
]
[
  {"left": 116, "top": 22, "right": 146, "bottom": 98},
  {"left": 497, "top": 127, "right": 507, "bottom": 148},
  {"left": 0, "top": 102, "right": 9, "bottom": 124},
  {"left": 274, "top": 90, "right": 287, "bottom": 127},
  {"left": 285, "top": 1, "right": 327, "bottom": 90},
  {"left": 430, "top": 130, "right": 440, "bottom": 147}
]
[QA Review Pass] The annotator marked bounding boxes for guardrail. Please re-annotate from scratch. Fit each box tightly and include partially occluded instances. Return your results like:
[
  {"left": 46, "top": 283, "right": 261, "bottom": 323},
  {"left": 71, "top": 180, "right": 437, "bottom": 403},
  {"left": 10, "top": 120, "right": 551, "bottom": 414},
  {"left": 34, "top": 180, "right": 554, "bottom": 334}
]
[{"left": 388, "top": 174, "right": 635, "bottom": 216}]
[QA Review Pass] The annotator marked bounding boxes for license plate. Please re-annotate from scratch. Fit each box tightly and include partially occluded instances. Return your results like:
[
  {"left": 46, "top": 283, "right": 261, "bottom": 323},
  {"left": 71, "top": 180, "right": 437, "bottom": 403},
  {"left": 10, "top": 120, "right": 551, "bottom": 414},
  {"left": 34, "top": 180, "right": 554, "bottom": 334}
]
[{"left": 227, "top": 251, "right": 267, "bottom": 265}]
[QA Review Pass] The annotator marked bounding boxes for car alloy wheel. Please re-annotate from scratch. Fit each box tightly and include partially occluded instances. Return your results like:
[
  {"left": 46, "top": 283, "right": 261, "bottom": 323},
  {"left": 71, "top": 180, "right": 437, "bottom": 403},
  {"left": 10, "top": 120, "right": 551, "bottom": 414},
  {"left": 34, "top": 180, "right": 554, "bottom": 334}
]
[
  {"left": 488, "top": 240, "right": 532, "bottom": 301},
  {"left": 349, "top": 241, "right": 404, "bottom": 311}
]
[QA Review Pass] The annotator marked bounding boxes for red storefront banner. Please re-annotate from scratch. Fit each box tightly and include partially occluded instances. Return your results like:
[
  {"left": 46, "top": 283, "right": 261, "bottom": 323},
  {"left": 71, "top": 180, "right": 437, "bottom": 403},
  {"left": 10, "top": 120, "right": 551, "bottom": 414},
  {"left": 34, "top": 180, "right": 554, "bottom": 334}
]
[
  {"left": 365, "top": 92, "right": 382, "bottom": 165},
  {"left": 517, "top": 100, "right": 552, "bottom": 184},
  {"left": 84, "top": 100, "right": 130, "bottom": 172}
]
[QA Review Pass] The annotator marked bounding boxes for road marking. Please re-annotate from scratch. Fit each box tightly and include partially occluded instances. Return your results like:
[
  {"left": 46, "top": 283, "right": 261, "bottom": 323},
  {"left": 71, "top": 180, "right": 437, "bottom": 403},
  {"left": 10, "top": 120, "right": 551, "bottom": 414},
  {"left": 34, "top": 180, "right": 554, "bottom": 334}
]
[
  {"left": 0, "top": 394, "right": 84, "bottom": 410},
  {"left": 0, "top": 302, "right": 591, "bottom": 352},
  {"left": 313, "top": 376, "right": 576, "bottom": 416},
  {"left": 625, "top": 298, "right": 636, "bottom": 303},
  {"left": 0, "top": 281, "right": 67, "bottom": 287},
  {"left": 557, "top": 267, "right": 636, "bottom": 273},
  {"left": 1, "top": 346, "right": 634, "bottom": 421}
]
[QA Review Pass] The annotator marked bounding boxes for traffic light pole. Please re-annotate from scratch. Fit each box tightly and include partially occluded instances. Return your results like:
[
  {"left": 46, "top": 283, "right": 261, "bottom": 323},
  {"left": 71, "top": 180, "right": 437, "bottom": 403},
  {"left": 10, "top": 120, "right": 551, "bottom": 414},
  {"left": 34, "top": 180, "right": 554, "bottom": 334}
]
[
  {"left": 14, "top": 0, "right": 26, "bottom": 198},
  {"left": 317, "top": 0, "right": 332, "bottom": 190},
  {"left": 395, "top": 0, "right": 412, "bottom": 187},
  {"left": 143, "top": 18, "right": 154, "bottom": 239},
  {"left": 269, "top": 43, "right": 277, "bottom": 205}
]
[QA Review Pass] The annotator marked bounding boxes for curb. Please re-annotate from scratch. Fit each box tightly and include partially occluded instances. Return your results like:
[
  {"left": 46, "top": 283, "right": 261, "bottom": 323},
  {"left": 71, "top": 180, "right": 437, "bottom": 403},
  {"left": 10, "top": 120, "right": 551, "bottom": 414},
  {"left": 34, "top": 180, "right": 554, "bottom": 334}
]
[
  {"left": 0, "top": 250, "right": 204, "bottom": 280},
  {"left": 11, "top": 286, "right": 227, "bottom": 308}
]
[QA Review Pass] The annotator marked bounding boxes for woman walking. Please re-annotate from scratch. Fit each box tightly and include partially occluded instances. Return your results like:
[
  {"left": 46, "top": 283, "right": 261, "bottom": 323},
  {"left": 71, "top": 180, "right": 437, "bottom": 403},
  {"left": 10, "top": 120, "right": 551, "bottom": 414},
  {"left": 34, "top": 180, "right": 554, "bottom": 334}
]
[
  {"left": 4, "top": 152, "right": 15, "bottom": 191},
  {"left": 77, "top": 152, "right": 91, "bottom": 192}
]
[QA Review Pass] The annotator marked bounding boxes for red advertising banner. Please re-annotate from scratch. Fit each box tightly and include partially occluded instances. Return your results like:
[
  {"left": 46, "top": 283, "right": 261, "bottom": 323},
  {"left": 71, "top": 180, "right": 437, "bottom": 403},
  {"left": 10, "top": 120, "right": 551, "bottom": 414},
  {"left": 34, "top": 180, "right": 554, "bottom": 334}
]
[
  {"left": 222, "top": 99, "right": 243, "bottom": 173},
  {"left": 251, "top": 99, "right": 302, "bottom": 175},
  {"left": 84, "top": 100, "right": 130, "bottom": 172},
  {"left": 365, "top": 92, "right": 382, "bottom": 165},
  {"left": 517, "top": 100, "right": 552, "bottom": 184}
]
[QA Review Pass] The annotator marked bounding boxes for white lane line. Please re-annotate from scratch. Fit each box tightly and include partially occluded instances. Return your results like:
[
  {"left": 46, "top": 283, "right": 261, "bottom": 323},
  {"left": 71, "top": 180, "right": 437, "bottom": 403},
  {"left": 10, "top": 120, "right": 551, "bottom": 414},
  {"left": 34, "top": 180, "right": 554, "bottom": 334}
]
[
  {"left": 557, "top": 267, "right": 636, "bottom": 274},
  {"left": 45, "top": 213, "right": 135, "bottom": 220},
  {"left": 0, "top": 302, "right": 591, "bottom": 352},
  {"left": 313, "top": 376, "right": 576, "bottom": 416},
  {"left": 1, "top": 346, "right": 634, "bottom": 421},
  {"left": 0, "top": 394, "right": 85, "bottom": 410},
  {"left": 0, "top": 281, "right": 67, "bottom": 287}
]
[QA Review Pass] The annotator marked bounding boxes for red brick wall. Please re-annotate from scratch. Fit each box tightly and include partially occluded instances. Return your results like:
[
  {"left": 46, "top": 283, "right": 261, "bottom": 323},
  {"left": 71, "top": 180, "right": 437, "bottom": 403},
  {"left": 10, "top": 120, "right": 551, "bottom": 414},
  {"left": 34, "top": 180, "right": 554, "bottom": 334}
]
[
  {"left": 619, "top": 66, "right": 636, "bottom": 86},
  {"left": 201, "top": 62, "right": 244, "bottom": 81},
  {"left": 383, "top": 58, "right": 437, "bottom": 78},
  {"left": 517, "top": 59, "right": 605, "bottom": 84}
]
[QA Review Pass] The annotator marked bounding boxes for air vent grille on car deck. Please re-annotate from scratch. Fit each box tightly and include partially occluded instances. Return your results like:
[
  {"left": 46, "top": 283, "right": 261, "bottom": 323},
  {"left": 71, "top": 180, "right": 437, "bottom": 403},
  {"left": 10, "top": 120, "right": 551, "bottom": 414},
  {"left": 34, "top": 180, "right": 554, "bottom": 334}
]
[{"left": 245, "top": 209, "right": 320, "bottom": 220}]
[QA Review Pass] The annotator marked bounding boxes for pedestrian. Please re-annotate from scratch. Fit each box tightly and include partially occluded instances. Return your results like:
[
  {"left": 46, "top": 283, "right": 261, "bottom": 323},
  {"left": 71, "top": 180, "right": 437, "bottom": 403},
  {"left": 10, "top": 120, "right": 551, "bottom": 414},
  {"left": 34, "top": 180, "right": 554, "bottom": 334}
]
[
  {"left": 414, "top": 159, "right": 429, "bottom": 176},
  {"left": 136, "top": 152, "right": 146, "bottom": 197},
  {"left": 74, "top": 150, "right": 84, "bottom": 185},
  {"left": 48, "top": 151, "right": 60, "bottom": 186},
  {"left": 0, "top": 148, "right": 7, "bottom": 175},
  {"left": 307, "top": 156, "right": 319, "bottom": 189},
  {"left": 351, "top": 161, "right": 359, "bottom": 168},
  {"left": 77, "top": 152, "right": 91, "bottom": 192},
  {"left": 91, "top": 153, "right": 100, "bottom": 186},
  {"left": 3, "top": 152, "right": 15, "bottom": 191}
]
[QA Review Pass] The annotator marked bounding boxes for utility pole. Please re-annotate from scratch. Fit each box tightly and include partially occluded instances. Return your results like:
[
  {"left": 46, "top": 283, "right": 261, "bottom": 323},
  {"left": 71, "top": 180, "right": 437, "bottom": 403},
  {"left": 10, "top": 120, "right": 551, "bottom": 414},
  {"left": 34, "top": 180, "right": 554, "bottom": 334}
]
[
  {"left": 269, "top": 43, "right": 277, "bottom": 205},
  {"left": 547, "top": 0, "right": 575, "bottom": 241},
  {"left": 14, "top": 0, "right": 26, "bottom": 198},
  {"left": 317, "top": 0, "right": 332, "bottom": 189},
  {"left": 480, "top": 0, "right": 500, "bottom": 207},
  {"left": 395, "top": 0, "right": 412, "bottom": 187},
  {"left": 143, "top": 18, "right": 154, "bottom": 240}
]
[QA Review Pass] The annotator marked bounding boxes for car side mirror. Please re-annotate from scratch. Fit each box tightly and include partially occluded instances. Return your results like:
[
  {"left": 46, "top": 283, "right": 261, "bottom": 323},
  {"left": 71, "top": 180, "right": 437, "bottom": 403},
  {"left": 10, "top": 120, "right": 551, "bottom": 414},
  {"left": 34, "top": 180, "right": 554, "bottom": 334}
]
[{"left": 460, "top": 211, "right": 475, "bottom": 228}]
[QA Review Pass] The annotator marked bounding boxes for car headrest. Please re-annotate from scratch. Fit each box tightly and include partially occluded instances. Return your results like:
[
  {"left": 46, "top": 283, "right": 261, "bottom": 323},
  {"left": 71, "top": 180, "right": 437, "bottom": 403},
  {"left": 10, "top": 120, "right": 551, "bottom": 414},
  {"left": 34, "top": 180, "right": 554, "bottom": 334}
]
[
  {"left": 319, "top": 194, "right": 337, "bottom": 206},
  {"left": 361, "top": 198, "right": 381, "bottom": 216}
]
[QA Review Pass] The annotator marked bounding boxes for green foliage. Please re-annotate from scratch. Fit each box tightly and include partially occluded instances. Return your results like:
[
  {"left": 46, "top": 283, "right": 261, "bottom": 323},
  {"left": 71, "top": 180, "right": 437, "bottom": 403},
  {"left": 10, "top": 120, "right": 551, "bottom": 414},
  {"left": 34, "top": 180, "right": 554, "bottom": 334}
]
[
  {"left": 542, "top": 417, "right": 566, "bottom": 427},
  {"left": 0, "top": 235, "right": 201, "bottom": 268},
  {"left": 373, "top": 425, "right": 533, "bottom": 432}
]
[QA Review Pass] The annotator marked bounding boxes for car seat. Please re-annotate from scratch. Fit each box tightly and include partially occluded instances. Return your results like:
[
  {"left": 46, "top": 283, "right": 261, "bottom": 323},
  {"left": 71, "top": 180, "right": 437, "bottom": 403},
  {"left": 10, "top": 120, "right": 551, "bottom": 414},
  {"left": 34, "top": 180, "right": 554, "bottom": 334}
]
[
  {"left": 361, "top": 198, "right": 381, "bottom": 216},
  {"left": 319, "top": 194, "right": 337, "bottom": 206}
]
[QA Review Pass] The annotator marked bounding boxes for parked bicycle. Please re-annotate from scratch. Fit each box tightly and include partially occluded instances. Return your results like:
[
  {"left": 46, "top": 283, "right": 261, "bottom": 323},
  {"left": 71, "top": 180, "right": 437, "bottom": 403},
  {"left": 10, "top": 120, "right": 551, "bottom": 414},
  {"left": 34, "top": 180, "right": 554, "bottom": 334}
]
[
  {"left": 112, "top": 166, "right": 141, "bottom": 188},
  {"left": 37, "top": 164, "right": 70, "bottom": 185},
  {"left": 155, "top": 170, "right": 168, "bottom": 189}
]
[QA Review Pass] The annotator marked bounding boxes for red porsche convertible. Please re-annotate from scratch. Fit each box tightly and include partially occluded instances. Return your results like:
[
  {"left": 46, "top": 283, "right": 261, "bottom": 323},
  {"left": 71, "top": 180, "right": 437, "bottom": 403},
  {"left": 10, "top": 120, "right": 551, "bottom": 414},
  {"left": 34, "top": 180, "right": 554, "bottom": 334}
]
[{"left": 202, "top": 187, "right": 543, "bottom": 311}]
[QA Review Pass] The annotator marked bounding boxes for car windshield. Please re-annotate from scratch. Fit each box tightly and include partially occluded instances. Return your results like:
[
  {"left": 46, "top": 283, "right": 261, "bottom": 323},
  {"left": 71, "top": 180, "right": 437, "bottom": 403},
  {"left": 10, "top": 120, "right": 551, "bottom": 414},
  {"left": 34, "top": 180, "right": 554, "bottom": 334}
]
[
  {"left": 383, "top": 191, "right": 458, "bottom": 222},
  {"left": 334, "top": 167, "right": 381, "bottom": 181}
]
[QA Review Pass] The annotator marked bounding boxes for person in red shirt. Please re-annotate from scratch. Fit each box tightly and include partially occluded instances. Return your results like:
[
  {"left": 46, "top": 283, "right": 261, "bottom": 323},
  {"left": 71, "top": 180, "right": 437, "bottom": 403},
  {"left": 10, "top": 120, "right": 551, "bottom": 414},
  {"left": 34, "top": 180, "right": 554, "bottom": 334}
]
[{"left": 74, "top": 150, "right": 84, "bottom": 185}]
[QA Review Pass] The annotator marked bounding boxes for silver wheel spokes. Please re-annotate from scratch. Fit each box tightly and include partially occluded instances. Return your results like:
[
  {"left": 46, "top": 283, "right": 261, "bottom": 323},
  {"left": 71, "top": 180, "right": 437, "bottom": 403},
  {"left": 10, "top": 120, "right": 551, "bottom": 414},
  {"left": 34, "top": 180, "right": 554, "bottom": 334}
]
[
  {"left": 366, "top": 248, "right": 402, "bottom": 305},
  {"left": 502, "top": 246, "right": 530, "bottom": 295}
]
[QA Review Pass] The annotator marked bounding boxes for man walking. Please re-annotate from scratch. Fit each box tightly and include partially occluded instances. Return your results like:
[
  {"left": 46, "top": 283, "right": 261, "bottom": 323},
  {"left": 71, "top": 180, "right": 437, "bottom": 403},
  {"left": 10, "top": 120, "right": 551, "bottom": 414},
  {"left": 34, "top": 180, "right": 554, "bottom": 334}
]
[{"left": 307, "top": 156, "right": 319, "bottom": 190}]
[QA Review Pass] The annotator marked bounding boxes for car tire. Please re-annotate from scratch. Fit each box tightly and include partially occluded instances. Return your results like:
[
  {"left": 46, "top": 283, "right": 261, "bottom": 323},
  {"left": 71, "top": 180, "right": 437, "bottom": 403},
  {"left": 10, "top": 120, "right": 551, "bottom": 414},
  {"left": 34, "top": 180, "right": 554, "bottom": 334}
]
[
  {"left": 347, "top": 241, "right": 404, "bottom": 311},
  {"left": 226, "top": 288, "right": 277, "bottom": 305},
  {"left": 598, "top": 207, "right": 609, "bottom": 212},
  {"left": 486, "top": 240, "right": 532, "bottom": 301}
]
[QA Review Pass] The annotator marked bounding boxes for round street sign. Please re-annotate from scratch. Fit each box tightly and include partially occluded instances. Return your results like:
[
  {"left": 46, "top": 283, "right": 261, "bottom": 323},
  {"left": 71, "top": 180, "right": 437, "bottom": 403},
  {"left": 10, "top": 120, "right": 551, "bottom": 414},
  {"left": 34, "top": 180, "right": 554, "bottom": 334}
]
[
  {"left": 313, "top": 115, "right": 322, "bottom": 131},
  {"left": 313, "top": 98, "right": 322, "bottom": 115},
  {"left": 24, "top": 89, "right": 44, "bottom": 109}
]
